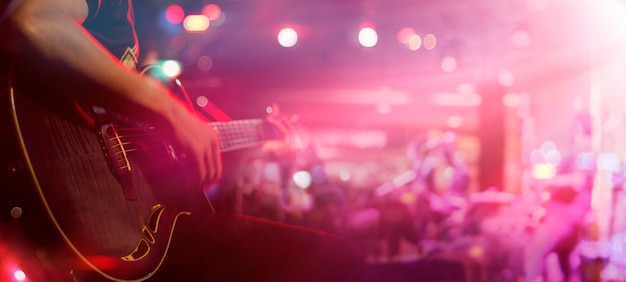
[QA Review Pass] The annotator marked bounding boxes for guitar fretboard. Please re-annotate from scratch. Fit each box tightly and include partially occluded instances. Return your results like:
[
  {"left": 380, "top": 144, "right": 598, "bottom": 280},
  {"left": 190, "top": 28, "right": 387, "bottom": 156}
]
[{"left": 212, "top": 119, "right": 280, "bottom": 152}]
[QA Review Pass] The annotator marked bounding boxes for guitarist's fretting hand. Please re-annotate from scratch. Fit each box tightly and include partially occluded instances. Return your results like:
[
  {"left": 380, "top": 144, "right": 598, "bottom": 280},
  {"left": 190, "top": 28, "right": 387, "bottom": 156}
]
[{"left": 261, "top": 103, "right": 303, "bottom": 157}]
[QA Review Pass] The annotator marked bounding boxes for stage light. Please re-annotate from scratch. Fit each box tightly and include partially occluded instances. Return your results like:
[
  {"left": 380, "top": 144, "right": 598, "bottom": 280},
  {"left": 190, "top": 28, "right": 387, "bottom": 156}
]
[
  {"left": 397, "top": 27, "right": 416, "bottom": 44},
  {"left": 441, "top": 56, "right": 457, "bottom": 72},
  {"left": 13, "top": 270, "right": 26, "bottom": 281},
  {"left": 293, "top": 171, "right": 312, "bottom": 189},
  {"left": 183, "top": 15, "right": 209, "bottom": 33},
  {"left": 141, "top": 61, "right": 182, "bottom": 82},
  {"left": 278, "top": 27, "right": 298, "bottom": 48},
  {"left": 423, "top": 34, "right": 437, "bottom": 50},
  {"left": 202, "top": 4, "right": 221, "bottom": 20},
  {"left": 162, "top": 60, "right": 182, "bottom": 78},
  {"left": 358, "top": 23, "right": 378, "bottom": 48},
  {"left": 532, "top": 163, "right": 556, "bottom": 179},
  {"left": 165, "top": 5, "right": 184, "bottom": 24},
  {"left": 408, "top": 35, "right": 422, "bottom": 51}
]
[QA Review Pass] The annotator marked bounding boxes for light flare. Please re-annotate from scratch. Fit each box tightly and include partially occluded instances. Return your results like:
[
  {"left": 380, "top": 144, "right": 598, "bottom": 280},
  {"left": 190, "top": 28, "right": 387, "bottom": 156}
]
[
  {"left": 293, "top": 171, "right": 312, "bottom": 189},
  {"left": 13, "top": 270, "right": 26, "bottom": 281},
  {"left": 278, "top": 27, "right": 298, "bottom": 48},
  {"left": 183, "top": 15, "right": 209, "bottom": 33},
  {"left": 358, "top": 24, "right": 378, "bottom": 48},
  {"left": 165, "top": 5, "right": 184, "bottom": 24}
]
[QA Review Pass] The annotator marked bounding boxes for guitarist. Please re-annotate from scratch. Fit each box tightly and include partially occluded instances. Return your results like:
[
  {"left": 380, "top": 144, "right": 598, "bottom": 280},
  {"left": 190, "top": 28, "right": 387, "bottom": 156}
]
[{"left": 0, "top": 0, "right": 365, "bottom": 281}]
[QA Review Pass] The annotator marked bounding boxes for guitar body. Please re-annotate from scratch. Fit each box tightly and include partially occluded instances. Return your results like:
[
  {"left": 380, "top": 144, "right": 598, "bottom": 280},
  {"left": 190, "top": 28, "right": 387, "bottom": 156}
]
[{"left": 0, "top": 66, "right": 212, "bottom": 281}]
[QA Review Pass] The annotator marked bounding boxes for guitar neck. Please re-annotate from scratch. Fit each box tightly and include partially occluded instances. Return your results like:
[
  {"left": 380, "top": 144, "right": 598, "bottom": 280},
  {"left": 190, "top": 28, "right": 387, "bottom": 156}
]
[{"left": 211, "top": 119, "right": 281, "bottom": 152}]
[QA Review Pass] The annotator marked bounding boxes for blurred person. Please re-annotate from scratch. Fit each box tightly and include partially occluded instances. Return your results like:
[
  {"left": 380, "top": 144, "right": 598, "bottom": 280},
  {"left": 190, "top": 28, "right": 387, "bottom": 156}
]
[
  {"left": 238, "top": 158, "right": 290, "bottom": 221},
  {"left": 0, "top": 1, "right": 366, "bottom": 281},
  {"left": 524, "top": 172, "right": 592, "bottom": 282},
  {"left": 304, "top": 181, "right": 348, "bottom": 234},
  {"left": 524, "top": 108, "right": 594, "bottom": 282},
  {"left": 407, "top": 131, "right": 470, "bottom": 244}
]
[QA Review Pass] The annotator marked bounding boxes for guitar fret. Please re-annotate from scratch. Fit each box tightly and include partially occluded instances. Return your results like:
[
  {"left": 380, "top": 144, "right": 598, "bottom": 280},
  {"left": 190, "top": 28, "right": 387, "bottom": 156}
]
[{"left": 211, "top": 119, "right": 276, "bottom": 152}]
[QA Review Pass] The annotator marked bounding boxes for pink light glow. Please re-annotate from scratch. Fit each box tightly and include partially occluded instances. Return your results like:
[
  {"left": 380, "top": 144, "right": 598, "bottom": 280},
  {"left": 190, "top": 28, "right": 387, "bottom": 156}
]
[
  {"left": 165, "top": 5, "right": 184, "bottom": 24},
  {"left": 202, "top": 4, "right": 221, "bottom": 21},
  {"left": 13, "top": 270, "right": 26, "bottom": 281},
  {"left": 532, "top": 164, "right": 556, "bottom": 179},
  {"left": 183, "top": 15, "right": 210, "bottom": 33},
  {"left": 397, "top": 27, "right": 416, "bottom": 44}
]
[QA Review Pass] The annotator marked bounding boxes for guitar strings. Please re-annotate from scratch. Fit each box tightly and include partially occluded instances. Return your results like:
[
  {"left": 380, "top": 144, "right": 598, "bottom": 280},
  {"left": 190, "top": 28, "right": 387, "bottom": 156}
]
[{"left": 104, "top": 119, "right": 275, "bottom": 158}]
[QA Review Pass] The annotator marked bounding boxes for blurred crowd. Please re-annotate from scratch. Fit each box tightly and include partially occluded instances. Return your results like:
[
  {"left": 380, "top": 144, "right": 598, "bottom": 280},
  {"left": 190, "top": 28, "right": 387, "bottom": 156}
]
[{"left": 208, "top": 131, "right": 596, "bottom": 282}]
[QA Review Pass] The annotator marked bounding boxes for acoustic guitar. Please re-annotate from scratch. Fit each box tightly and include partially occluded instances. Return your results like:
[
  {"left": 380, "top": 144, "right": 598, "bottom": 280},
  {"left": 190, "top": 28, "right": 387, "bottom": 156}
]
[{"left": 0, "top": 65, "right": 285, "bottom": 281}]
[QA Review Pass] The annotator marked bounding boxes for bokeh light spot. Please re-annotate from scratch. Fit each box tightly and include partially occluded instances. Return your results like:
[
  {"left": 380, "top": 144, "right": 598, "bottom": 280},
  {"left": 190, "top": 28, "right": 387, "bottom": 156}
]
[
  {"left": 293, "top": 171, "right": 312, "bottom": 189},
  {"left": 162, "top": 60, "right": 181, "bottom": 78},
  {"left": 14, "top": 270, "right": 26, "bottom": 281},
  {"left": 196, "top": 56, "right": 213, "bottom": 71},
  {"left": 359, "top": 27, "right": 378, "bottom": 48},
  {"left": 165, "top": 5, "right": 184, "bottom": 24},
  {"left": 408, "top": 34, "right": 422, "bottom": 50},
  {"left": 196, "top": 96, "right": 209, "bottom": 107},
  {"left": 183, "top": 15, "right": 209, "bottom": 33},
  {"left": 397, "top": 27, "right": 416, "bottom": 44},
  {"left": 278, "top": 27, "right": 298, "bottom": 48},
  {"left": 423, "top": 34, "right": 437, "bottom": 50},
  {"left": 441, "top": 56, "right": 457, "bottom": 72},
  {"left": 202, "top": 4, "right": 221, "bottom": 20}
]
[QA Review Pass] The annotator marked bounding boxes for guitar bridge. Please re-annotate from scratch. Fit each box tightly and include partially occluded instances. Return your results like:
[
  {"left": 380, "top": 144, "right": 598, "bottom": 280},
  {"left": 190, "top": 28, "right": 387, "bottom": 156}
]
[{"left": 99, "top": 124, "right": 138, "bottom": 201}]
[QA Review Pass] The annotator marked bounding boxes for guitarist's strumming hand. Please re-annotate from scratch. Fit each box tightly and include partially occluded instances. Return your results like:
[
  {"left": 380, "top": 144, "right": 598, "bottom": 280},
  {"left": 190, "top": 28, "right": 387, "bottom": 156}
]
[{"left": 160, "top": 95, "right": 223, "bottom": 189}]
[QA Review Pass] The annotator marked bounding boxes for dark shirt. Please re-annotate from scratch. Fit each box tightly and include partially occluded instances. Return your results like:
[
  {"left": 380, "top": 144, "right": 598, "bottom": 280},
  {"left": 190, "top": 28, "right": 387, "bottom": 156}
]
[{"left": 83, "top": 0, "right": 139, "bottom": 68}]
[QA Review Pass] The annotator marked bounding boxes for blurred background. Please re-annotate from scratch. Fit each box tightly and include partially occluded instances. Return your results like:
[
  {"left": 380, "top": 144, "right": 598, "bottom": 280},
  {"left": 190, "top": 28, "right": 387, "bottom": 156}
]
[
  {"left": 130, "top": 0, "right": 626, "bottom": 281},
  {"left": 0, "top": 0, "right": 626, "bottom": 282}
]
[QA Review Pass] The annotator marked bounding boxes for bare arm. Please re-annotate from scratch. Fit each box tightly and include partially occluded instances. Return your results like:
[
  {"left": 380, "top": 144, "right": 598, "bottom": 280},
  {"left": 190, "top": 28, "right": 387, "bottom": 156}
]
[{"left": 1, "top": 0, "right": 221, "bottom": 187}]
